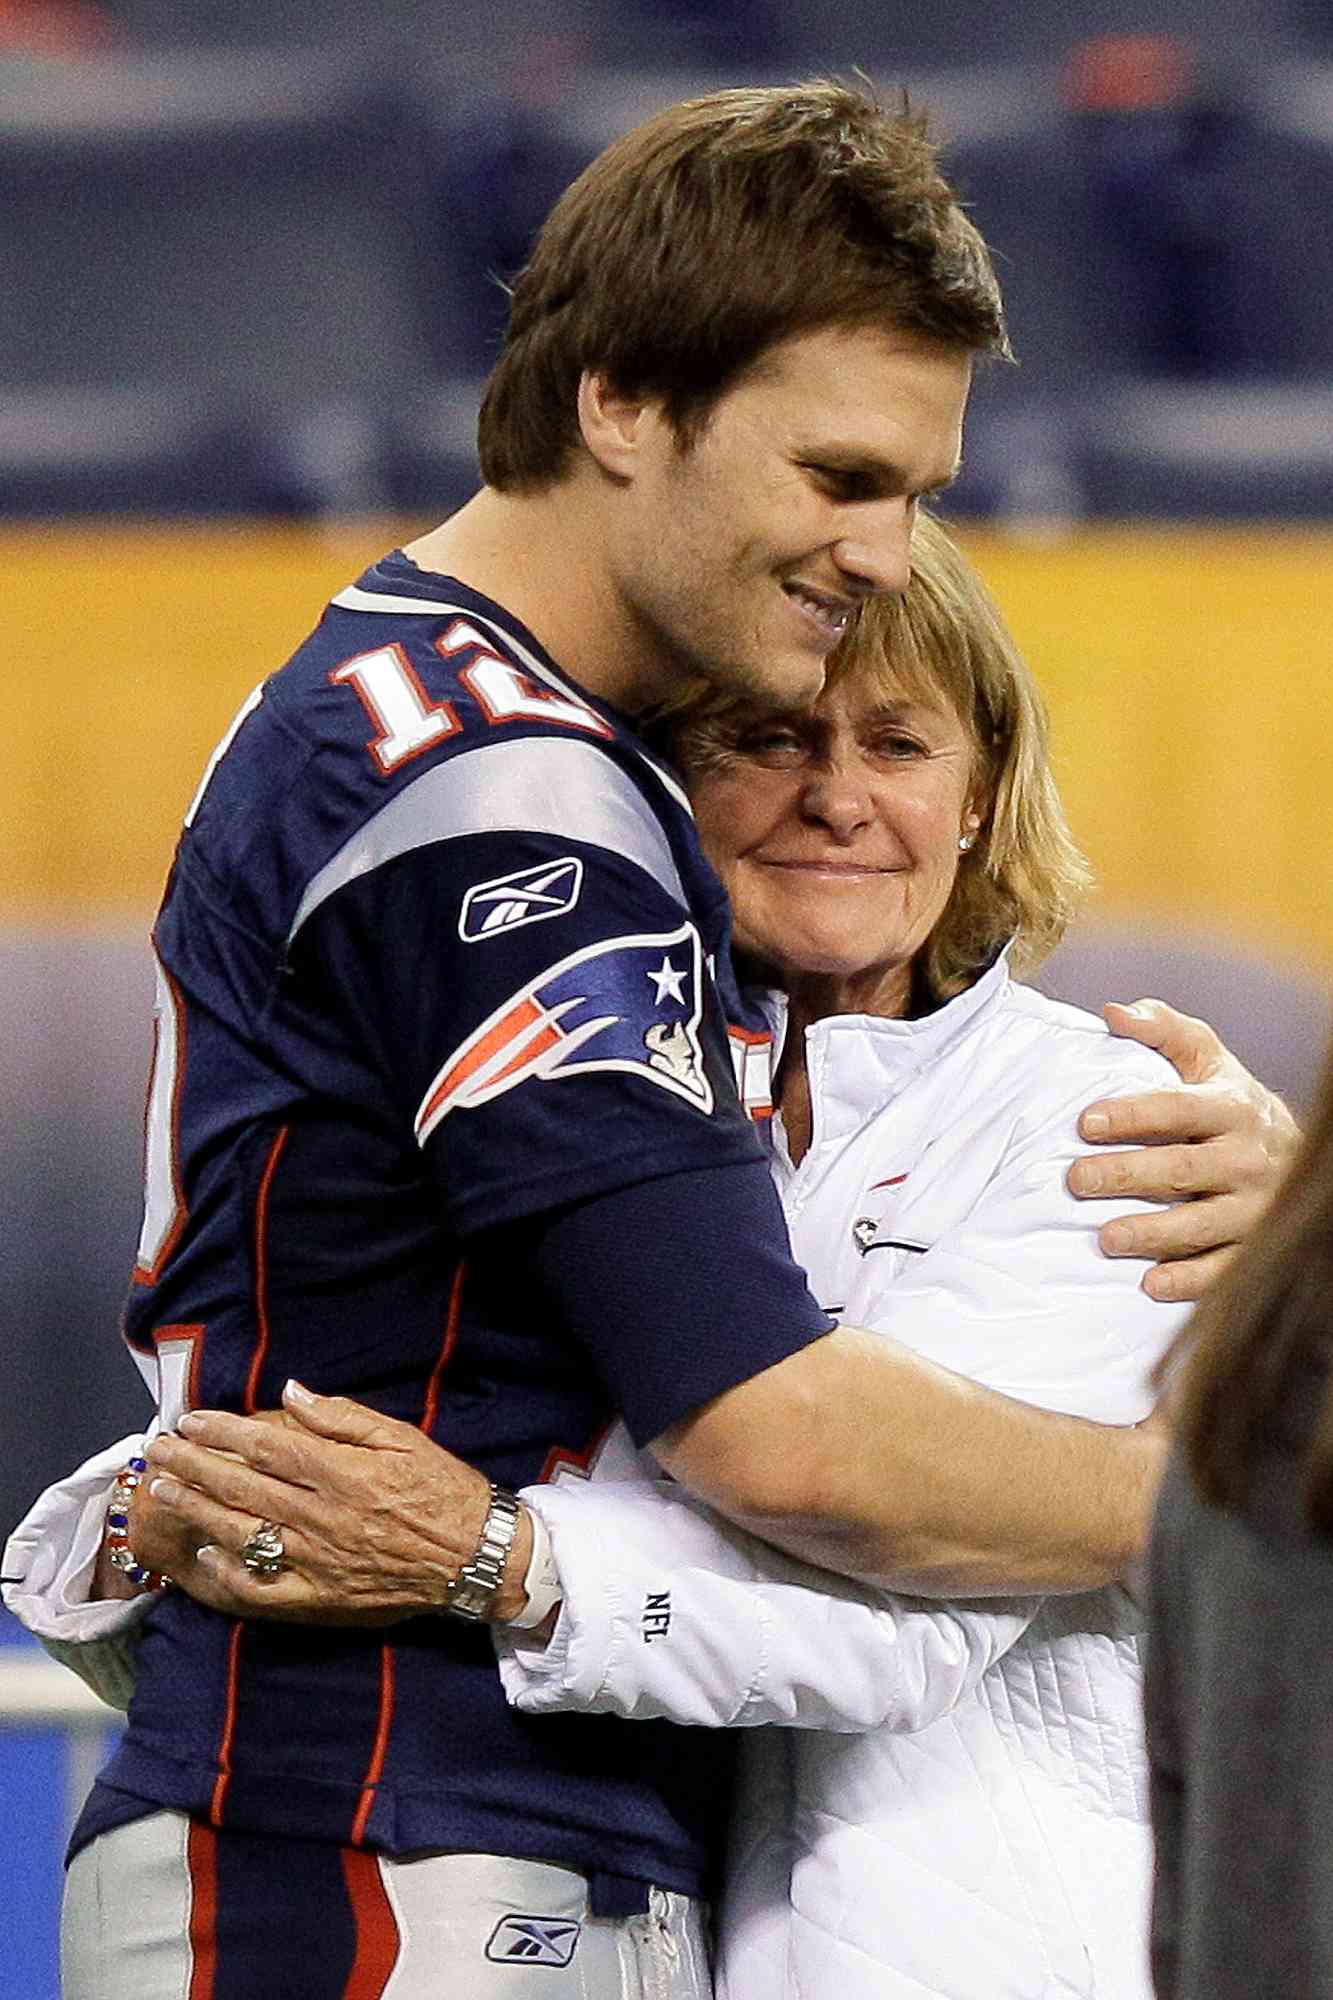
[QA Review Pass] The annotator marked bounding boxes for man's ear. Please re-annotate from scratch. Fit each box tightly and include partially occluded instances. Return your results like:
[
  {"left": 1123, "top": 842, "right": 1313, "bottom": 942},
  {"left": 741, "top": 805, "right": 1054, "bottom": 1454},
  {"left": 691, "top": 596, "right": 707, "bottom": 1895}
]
[{"left": 576, "top": 370, "right": 657, "bottom": 480}]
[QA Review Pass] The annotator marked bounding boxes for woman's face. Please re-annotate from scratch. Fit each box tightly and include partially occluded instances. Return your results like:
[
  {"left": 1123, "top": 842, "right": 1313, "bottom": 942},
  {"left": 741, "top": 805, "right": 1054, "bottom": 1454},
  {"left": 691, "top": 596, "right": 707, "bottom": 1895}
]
[{"left": 688, "top": 674, "right": 983, "bottom": 1016}]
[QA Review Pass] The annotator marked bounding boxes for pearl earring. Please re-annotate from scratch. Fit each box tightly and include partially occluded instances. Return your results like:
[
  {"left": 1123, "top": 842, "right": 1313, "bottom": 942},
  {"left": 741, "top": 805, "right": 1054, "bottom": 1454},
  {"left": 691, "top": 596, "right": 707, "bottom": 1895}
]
[{"left": 958, "top": 832, "right": 976, "bottom": 853}]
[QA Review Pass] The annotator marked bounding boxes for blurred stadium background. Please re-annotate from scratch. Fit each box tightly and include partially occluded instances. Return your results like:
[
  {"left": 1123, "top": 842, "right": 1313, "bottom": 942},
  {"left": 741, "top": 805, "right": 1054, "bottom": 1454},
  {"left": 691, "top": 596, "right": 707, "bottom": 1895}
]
[{"left": 2, "top": 0, "right": 1331, "bottom": 1990}]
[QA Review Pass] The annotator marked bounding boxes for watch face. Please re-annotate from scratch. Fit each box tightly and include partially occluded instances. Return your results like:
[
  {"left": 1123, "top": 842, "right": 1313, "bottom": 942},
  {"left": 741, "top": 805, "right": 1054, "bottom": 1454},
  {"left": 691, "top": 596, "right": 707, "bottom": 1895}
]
[{"left": 447, "top": 1580, "right": 490, "bottom": 1620}]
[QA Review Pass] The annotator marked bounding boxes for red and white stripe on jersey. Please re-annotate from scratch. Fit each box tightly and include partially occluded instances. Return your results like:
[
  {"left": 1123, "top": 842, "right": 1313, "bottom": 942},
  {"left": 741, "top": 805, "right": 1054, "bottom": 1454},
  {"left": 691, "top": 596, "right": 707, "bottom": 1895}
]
[{"left": 728, "top": 1024, "right": 774, "bottom": 1122}]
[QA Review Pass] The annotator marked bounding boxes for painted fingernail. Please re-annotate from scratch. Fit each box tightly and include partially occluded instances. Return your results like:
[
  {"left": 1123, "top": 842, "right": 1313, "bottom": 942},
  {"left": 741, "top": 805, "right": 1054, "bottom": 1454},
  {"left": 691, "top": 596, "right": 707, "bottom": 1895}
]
[
  {"left": 150, "top": 1477, "right": 182, "bottom": 1505},
  {"left": 1082, "top": 1112, "right": 1110, "bottom": 1138}
]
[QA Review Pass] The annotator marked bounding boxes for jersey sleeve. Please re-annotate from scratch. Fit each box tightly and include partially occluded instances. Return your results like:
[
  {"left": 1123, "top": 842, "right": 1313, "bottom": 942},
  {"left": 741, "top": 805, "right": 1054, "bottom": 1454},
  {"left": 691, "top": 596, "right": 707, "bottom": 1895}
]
[
  {"left": 295, "top": 820, "right": 765, "bottom": 1240},
  {"left": 288, "top": 739, "right": 831, "bottom": 1439},
  {"left": 495, "top": 1478, "right": 1036, "bottom": 1733},
  {"left": 513, "top": 1160, "right": 833, "bottom": 1446}
]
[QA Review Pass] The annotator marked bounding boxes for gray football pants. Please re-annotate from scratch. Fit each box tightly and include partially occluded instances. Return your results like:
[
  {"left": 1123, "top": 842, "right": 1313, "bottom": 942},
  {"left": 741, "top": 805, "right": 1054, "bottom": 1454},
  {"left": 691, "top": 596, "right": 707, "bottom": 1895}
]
[{"left": 63, "top": 1810, "right": 714, "bottom": 1999}]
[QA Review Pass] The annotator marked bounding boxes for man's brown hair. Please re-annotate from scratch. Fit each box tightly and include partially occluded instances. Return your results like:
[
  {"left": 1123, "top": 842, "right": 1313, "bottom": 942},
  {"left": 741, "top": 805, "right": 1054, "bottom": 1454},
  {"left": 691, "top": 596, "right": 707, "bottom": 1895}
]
[{"left": 477, "top": 81, "right": 1010, "bottom": 491}]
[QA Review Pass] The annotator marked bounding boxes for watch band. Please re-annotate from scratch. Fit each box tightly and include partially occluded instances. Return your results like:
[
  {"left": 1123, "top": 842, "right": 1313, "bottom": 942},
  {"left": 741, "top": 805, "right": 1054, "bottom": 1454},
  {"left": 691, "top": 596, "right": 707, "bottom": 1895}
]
[{"left": 444, "top": 1483, "right": 522, "bottom": 1621}]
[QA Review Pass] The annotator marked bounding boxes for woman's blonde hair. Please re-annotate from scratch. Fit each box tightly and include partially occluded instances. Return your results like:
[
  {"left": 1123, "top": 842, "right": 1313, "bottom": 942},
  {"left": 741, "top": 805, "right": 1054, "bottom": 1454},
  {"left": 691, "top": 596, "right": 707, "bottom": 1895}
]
[{"left": 664, "top": 511, "right": 1092, "bottom": 1001}]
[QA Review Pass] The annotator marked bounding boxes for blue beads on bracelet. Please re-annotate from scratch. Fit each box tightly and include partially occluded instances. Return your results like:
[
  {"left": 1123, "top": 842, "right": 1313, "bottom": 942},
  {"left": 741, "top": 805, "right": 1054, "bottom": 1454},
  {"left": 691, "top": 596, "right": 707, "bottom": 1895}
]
[{"left": 104, "top": 1454, "right": 171, "bottom": 1593}]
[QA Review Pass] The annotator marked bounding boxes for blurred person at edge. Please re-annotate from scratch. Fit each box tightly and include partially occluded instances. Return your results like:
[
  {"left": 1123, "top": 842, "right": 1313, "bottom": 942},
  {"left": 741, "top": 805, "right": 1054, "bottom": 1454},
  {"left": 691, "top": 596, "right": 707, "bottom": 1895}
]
[
  {"left": 126, "top": 515, "right": 1197, "bottom": 2000},
  {"left": 3, "top": 84, "right": 1295, "bottom": 2000},
  {"left": 1147, "top": 1040, "right": 1333, "bottom": 2000}
]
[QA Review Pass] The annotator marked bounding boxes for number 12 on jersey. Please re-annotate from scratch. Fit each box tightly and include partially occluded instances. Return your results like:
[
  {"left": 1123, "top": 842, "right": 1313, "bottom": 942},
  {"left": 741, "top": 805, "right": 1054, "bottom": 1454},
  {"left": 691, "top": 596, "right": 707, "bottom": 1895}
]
[{"left": 332, "top": 622, "right": 611, "bottom": 776}]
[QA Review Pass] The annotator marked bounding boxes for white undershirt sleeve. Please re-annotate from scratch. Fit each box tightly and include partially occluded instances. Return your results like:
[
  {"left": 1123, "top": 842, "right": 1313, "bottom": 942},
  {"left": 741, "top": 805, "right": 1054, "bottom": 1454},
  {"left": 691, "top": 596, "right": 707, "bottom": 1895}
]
[{"left": 2, "top": 1433, "right": 155, "bottom": 1712}]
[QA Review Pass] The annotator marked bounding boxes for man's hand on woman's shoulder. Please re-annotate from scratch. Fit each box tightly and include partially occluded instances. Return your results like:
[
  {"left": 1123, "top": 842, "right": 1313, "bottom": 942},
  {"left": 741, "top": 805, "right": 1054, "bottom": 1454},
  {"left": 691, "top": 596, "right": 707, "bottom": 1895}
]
[{"left": 1067, "top": 997, "right": 1300, "bottom": 1302}]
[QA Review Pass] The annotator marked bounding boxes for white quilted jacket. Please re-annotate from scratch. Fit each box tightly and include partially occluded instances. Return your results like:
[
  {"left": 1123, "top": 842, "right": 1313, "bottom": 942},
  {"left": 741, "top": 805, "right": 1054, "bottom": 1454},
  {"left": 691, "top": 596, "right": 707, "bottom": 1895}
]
[{"left": 498, "top": 957, "right": 1189, "bottom": 1998}]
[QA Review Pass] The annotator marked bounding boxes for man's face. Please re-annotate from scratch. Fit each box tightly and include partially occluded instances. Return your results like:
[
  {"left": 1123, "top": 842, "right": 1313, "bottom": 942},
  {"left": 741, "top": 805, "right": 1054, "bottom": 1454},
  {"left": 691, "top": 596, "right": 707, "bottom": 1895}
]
[{"left": 607, "top": 324, "right": 971, "bottom": 712}]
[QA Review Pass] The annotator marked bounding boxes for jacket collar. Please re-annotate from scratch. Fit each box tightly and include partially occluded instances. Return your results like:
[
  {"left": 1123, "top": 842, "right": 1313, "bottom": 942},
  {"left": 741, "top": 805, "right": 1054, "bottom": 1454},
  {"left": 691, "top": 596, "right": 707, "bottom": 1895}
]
[{"left": 761, "top": 945, "right": 1014, "bottom": 1118}]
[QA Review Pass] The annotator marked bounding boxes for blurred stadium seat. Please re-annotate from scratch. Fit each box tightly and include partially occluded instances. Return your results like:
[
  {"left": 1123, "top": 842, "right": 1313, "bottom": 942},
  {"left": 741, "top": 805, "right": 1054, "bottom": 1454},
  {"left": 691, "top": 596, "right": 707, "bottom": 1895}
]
[
  {"left": 1038, "top": 924, "right": 1333, "bottom": 1116},
  {"left": 411, "top": 71, "right": 595, "bottom": 376},
  {"left": 1070, "top": 54, "right": 1333, "bottom": 384},
  {"left": 0, "top": 46, "right": 441, "bottom": 509}
]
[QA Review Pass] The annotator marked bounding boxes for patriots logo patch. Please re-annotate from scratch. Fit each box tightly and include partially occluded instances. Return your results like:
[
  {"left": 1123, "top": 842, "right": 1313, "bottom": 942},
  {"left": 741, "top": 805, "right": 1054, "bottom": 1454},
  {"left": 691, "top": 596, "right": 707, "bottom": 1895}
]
[
  {"left": 485, "top": 1914, "right": 581, "bottom": 1966},
  {"left": 415, "top": 922, "right": 713, "bottom": 1143},
  {"left": 458, "top": 857, "right": 583, "bottom": 941}
]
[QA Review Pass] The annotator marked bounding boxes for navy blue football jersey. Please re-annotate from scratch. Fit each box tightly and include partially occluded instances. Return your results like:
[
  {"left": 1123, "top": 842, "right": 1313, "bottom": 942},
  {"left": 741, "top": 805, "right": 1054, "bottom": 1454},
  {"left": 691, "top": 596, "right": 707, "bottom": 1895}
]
[{"left": 79, "top": 553, "right": 829, "bottom": 1906}]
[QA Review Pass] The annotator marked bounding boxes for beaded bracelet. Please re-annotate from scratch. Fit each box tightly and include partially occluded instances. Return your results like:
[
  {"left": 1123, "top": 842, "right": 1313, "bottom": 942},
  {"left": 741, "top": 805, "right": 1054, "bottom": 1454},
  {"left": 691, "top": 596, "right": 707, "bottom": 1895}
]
[{"left": 104, "top": 1455, "right": 171, "bottom": 1593}]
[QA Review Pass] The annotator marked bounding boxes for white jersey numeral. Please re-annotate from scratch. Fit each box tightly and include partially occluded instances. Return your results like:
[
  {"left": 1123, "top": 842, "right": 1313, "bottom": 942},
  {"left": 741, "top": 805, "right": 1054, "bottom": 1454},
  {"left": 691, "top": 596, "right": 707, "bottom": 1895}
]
[
  {"left": 437, "top": 620, "right": 613, "bottom": 737},
  {"left": 154, "top": 1329, "right": 202, "bottom": 1429},
  {"left": 332, "top": 643, "right": 462, "bottom": 773},
  {"left": 134, "top": 951, "right": 187, "bottom": 1283}
]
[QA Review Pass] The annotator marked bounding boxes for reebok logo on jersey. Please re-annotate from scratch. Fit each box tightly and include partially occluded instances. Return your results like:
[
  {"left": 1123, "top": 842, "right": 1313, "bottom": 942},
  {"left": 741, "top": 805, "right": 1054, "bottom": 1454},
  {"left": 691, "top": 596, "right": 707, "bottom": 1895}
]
[
  {"left": 485, "top": 1915, "right": 582, "bottom": 1967},
  {"left": 415, "top": 922, "right": 713, "bottom": 1142},
  {"left": 459, "top": 857, "right": 584, "bottom": 941}
]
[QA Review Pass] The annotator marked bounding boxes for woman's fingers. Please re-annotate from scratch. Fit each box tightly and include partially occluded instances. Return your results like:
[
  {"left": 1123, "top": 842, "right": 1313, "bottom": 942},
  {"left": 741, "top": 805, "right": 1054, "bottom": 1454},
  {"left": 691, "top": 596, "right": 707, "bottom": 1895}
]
[
  {"left": 147, "top": 1433, "right": 324, "bottom": 1535},
  {"left": 146, "top": 1405, "right": 497, "bottom": 1619},
  {"left": 280, "top": 1379, "right": 412, "bottom": 1446}
]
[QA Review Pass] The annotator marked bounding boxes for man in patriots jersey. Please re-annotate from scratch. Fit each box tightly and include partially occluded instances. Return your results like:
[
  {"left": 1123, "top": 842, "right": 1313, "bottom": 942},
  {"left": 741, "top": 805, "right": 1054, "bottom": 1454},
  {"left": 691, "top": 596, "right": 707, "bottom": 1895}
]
[{"left": 12, "top": 81, "right": 1295, "bottom": 2000}]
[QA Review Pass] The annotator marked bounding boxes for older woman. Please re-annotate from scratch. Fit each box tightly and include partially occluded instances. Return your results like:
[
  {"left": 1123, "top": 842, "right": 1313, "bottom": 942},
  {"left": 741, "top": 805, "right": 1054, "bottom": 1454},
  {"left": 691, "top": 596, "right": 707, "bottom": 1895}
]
[
  {"left": 8, "top": 520, "right": 1290, "bottom": 1997},
  {"left": 481, "top": 511, "right": 1189, "bottom": 1997}
]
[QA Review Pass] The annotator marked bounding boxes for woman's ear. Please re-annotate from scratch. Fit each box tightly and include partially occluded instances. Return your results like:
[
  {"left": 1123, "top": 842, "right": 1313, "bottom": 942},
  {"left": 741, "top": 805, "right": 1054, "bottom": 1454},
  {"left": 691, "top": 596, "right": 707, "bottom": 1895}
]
[
  {"left": 957, "top": 790, "right": 990, "bottom": 856},
  {"left": 576, "top": 370, "right": 655, "bottom": 480}
]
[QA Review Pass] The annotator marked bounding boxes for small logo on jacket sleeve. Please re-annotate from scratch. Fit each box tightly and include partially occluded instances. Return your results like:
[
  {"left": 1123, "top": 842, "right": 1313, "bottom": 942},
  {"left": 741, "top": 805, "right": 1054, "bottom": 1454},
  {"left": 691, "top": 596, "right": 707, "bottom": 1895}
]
[
  {"left": 485, "top": 1915, "right": 582, "bottom": 1966},
  {"left": 459, "top": 857, "right": 584, "bottom": 940},
  {"left": 642, "top": 1591, "right": 672, "bottom": 1642}
]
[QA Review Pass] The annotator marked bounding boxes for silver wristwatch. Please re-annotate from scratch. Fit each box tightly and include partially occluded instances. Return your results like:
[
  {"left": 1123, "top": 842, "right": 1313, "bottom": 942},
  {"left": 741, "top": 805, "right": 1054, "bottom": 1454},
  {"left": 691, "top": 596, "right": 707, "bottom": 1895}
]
[{"left": 444, "top": 1482, "right": 522, "bottom": 1621}]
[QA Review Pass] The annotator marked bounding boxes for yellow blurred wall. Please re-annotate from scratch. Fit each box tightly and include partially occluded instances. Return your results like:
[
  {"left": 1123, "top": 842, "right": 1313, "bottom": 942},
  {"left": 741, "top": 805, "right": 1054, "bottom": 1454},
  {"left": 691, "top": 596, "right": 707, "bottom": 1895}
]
[{"left": 5, "top": 520, "right": 1331, "bottom": 973}]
